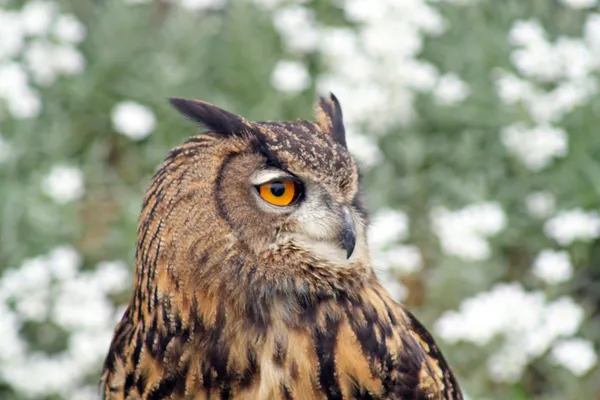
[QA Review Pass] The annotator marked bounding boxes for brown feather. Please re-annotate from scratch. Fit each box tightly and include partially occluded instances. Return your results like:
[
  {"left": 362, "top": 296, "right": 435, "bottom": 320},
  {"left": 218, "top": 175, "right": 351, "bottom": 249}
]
[{"left": 101, "top": 98, "right": 462, "bottom": 400}]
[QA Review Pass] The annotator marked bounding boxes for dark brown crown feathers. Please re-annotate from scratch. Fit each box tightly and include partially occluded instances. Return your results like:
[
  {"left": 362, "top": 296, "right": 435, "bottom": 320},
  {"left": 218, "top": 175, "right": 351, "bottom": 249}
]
[
  {"left": 169, "top": 97, "right": 253, "bottom": 136},
  {"left": 170, "top": 94, "right": 348, "bottom": 149},
  {"left": 315, "top": 92, "right": 347, "bottom": 148}
]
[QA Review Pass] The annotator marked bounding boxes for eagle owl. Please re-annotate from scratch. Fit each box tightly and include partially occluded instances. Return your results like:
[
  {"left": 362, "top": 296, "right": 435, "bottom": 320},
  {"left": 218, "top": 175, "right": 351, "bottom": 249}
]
[{"left": 102, "top": 95, "right": 463, "bottom": 400}]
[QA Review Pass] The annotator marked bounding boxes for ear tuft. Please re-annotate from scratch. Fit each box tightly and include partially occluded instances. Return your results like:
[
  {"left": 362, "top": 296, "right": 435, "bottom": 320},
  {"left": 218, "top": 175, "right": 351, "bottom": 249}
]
[
  {"left": 314, "top": 93, "right": 347, "bottom": 148},
  {"left": 169, "top": 97, "right": 251, "bottom": 136}
]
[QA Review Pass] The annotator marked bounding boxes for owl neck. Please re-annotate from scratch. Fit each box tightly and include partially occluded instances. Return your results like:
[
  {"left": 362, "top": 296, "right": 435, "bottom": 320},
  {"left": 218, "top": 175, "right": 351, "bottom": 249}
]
[{"left": 130, "top": 232, "right": 374, "bottom": 332}]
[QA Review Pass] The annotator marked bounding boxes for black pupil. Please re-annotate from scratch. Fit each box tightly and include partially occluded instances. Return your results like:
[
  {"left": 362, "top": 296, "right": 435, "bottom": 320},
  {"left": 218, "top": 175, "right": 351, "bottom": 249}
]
[{"left": 270, "top": 182, "right": 286, "bottom": 197}]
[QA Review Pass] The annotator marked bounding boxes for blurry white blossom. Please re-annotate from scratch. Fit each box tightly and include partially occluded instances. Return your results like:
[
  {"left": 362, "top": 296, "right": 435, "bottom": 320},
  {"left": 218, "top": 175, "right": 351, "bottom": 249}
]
[
  {"left": 525, "top": 191, "right": 556, "bottom": 219},
  {"left": 0, "top": 10, "right": 26, "bottom": 60},
  {"left": 52, "top": 45, "right": 86, "bottom": 75},
  {"left": 249, "top": 0, "right": 286, "bottom": 10},
  {"left": 0, "top": 132, "right": 12, "bottom": 164},
  {"left": 431, "top": 202, "right": 506, "bottom": 261},
  {"left": 369, "top": 209, "right": 410, "bottom": 249},
  {"left": 559, "top": 0, "right": 598, "bottom": 9},
  {"left": 377, "top": 245, "right": 423, "bottom": 274},
  {"left": 585, "top": 13, "right": 600, "bottom": 53},
  {"left": 111, "top": 101, "right": 157, "bottom": 140},
  {"left": 0, "top": 2, "right": 86, "bottom": 120},
  {"left": 532, "top": 249, "right": 573, "bottom": 284},
  {"left": 312, "top": 0, "right": 447, "bottom": 131},
  {"left": 95, "top": 261, "right": 130, "bottom": 293},
  {"left": 53, "top": 14, "right": 87, "bottom": 44},
  {"left": 0, "top": 246, "right": 131, "bottom": 397},
  {"left": 433, "top": 73, "right": 470, "bottom": 105},
  {"left": 271, "top": 60, "right": 311, "bottom": 94},
  {"left": 20, "top": 1, "right": 57, "bottom": 37},
  {"left": 544, "top": 209, "right": 600, "bottom": 245},
  {"left": 23, "top": 40, "right": 56, "bottom": 85},
  {"left": 0, "top": 62, "right": 42, "bottom": 119},
  {"left": 494, "top": 70, "right": 534, "bottom": 104},
  {"left": 47, "top": 245, "right": 81, "bottom": 281},
  {"left": 345, "top": 128, "right": 382, "bottom": 166},
  {"left": 178, "top": 0, "right": 226, "bottom": 10},
  {"left": 374, "top": 268, "right": 407, "bottom": 301},
  {"left": 509, "top": 19, "right": 546, "bottom": 47},
  {"left": 369, "top": 210, "right": 422, "bottom": 276},
  {"left": 552, "top": 338, "right": 598, "bottom": 376},
  {"left": 41, "top": 165, "right": 84, "bottom": 203},
  {"left": 500, "top": 124, "right": 567, "bottom": 171},
  {"left": 435, "top": 283, "right": 586, "bottom": 382},
  {"left": 273, "top": 6, "right": 319, "bottom": 53}
]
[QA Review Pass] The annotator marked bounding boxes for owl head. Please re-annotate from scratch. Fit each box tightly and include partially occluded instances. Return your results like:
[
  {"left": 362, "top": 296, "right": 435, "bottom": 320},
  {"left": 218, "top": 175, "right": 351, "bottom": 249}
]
[{"left": 165, "top": 95, "right": 369, "bottom": 270}]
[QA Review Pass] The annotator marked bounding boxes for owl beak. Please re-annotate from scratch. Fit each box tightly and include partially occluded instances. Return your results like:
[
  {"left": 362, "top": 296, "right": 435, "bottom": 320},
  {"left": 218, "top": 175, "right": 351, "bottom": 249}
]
[{"left": 341, "top": 208, "right": 356, "bottom": 259}]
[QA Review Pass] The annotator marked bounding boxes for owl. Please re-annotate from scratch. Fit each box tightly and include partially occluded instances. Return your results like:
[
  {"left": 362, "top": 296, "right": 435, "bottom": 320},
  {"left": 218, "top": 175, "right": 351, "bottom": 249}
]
[{"left": 101, "top": 94, "right": 463, "bottom": 400}]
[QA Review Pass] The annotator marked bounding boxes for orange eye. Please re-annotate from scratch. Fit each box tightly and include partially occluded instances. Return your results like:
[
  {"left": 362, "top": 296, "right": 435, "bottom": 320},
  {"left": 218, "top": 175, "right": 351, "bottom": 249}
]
[{"left": 257, "top": 180, "right": 299, "bottom": 207}]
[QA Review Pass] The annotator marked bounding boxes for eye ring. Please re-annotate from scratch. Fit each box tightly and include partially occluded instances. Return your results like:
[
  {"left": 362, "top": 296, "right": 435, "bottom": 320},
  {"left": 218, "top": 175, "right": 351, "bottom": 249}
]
[{"left": 256, "top": 179, "right": 302, "bottom": 207}]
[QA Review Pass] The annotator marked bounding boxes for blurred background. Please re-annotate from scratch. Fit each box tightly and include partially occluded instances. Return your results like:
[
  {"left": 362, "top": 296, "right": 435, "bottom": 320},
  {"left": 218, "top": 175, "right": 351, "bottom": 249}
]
[{"left": 0, "top": 0, "right": 599, "bottom": 398}]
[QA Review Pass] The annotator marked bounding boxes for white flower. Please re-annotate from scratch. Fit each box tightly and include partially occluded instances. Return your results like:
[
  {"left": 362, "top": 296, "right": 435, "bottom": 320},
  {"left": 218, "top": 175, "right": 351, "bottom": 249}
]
[
  {"left": 53, "top": 275, "right": 114, "bottom": 330},
  {"left": 532, "top": 249, "right": 573, "bottom": 284},
  {"left": 585, "top": 13, "right": 600, "bottom": 53},
  {"left": 555, "top": 37, "right": 594, "bottom": 80},
  {"left": 47, "top": 245, "right": 81, "bottom": 281},
  {"left": 94, "top": 261, "right": 130, "bottom": 293},
  {"left": 0, "top": 303, "right": 25, "bottom": 362},
  {"left": 374, "top": 269, "right": 407, "bottom": 301},
  {"left": 0, "top": 62, "right": 30, "bottom": 98},
  {"left": 123, "top": 0, "right": 153, "bottom": 4},
  {"left": 7, "top": 88, "right": 42, "bottom": 119},
  {"left": 0, "top": 132, "right": 12, "bottom": 164},
  {"left": 500, "top": 123, "right": 567, "bottom": 171},
  {"left": 0, "top": 10, "right": 26, "bottom": 59},
  {"left": 53, "top": 14, "right": 86, "bottom": 44},
  {"left": 511, "top": 43, "right": 562, "bottom": 83},
  {"left": 52, "top": 45, "right": 85, "bottom": 75},
  {"left": 24, "top": 40, "right": 57, "bottom": 85},
  {"left": 493, "top": 70, "right": 534, "bottom": 104},
  {"left": 383, "top": 245, "right": 423, "bottom": 274},
  {"left": 68, "top": 330, "right": 113, "bottom": 369},
  {"left": 248, "top": 0, "right": 285, "bottom": 10},
  {"left": 20, "top": 1, "right": 58, "bottom": 37},
  {"left": 369, "top": 209, "right": 410, "bottom": 249},
  {"left": 179, "top": 0, "right": 225, "bottom": 10},
  {"left": 434, "top": 283, "right": 543, "bottom": 346},
  {"left": 436, "top": 283, "right": 588, "bottom": 382},
  {"left": 271, "top": 60, "right": 311, "bottom": 94},
  {"left": 433, "top": 73, "right": 470, "bottom": 105},
  {"left": 345, "top": 128, "right": 381, "bottom": 166},
  {"left": 509, "top": 19, "right": 546, "bottom": 47},
  {"left": 111, "top": 101, "right": 156, "bottom": 140},
  {"left": 543, "top": 297, "right": 584, "bottom": 338},
  {"left": 41, "top": 165, "right": 85, "bottom": 203},
  {"left": 273, "top": 6, "right": 319, "bottom": 53},
  {"left": 430, "top": 202, "right": 506, "bottom": 261},
  {"left": 544, "top": 209, "right": 600, "bottom": 245},
  {"left": 558, "top": 0, "right": 597, "bottom": 9},
  {"left": 487, "top": 343, "right": 529, "bottom": 382},
  {"left": 552, "top": 339, "right": 598, "bottom": 376},
  {"left": 525, "top": 191, "right": 556, "bottom": 218}
]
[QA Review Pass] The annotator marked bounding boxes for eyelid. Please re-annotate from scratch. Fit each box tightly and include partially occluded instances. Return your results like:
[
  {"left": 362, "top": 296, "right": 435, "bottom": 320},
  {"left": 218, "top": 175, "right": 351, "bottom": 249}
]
[{"left": 251, "top": 169, "right": 295, "bottom": 186}]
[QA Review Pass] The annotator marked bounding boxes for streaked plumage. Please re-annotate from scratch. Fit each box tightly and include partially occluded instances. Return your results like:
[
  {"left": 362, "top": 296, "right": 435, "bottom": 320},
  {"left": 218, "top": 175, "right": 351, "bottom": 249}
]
[{"left": 102, "top": 94, "right": 462, "bottom": 399}]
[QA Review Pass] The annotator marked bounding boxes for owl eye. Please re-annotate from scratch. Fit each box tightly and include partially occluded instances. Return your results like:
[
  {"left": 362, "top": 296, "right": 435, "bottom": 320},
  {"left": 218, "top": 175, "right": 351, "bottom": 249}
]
[{"left": 257, "top": 179, "right": 301, "bottom": 207}]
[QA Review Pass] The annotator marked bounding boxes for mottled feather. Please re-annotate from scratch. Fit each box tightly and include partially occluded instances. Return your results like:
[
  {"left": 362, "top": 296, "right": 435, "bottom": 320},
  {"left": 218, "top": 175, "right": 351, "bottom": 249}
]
[{"left": 102, "top": 96, "right": 462, "bottom": 399}]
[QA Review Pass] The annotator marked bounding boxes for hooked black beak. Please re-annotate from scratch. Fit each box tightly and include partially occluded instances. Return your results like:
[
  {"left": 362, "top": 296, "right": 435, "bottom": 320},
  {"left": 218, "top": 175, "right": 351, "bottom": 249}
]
[{"left": 340, "top": 208, "right": 356, "bottom": 259}]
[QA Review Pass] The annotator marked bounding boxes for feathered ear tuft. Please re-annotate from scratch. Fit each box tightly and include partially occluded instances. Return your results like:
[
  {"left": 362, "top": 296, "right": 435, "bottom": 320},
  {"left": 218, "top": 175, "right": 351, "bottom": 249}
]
[
  {"left": 314, "top": 93, "right": 347, "bottom": 148},
  {"left": 169, "top": 97, "right": 251, "bottom": 136}
]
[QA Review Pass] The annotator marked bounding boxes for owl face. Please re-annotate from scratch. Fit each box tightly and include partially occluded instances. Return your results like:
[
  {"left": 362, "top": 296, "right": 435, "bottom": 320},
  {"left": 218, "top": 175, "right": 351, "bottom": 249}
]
[{"left": 170, "top": 96, "right": 369, "bottom": 267}]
